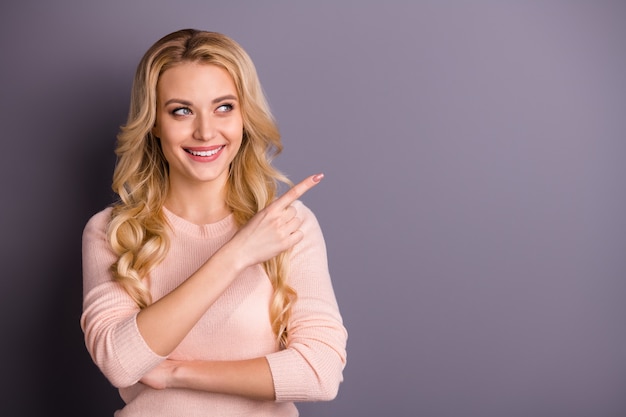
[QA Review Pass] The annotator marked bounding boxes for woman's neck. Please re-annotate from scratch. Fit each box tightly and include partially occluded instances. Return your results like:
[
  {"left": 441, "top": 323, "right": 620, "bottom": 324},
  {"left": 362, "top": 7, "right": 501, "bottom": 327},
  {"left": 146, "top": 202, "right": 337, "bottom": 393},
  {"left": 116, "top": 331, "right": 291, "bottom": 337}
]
[{"left": 164, "top": 178, "right": 231, "bottom": 225}]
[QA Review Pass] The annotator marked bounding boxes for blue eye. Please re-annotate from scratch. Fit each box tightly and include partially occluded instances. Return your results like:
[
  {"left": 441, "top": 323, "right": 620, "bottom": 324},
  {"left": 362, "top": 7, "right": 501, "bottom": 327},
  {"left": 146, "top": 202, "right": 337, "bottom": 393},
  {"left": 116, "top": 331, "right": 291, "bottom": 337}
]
[
  {"left": 216, "top": 104, "right": 233, "bottom": 113},
  {"left": 172, "top": 107, "right": 192, "bottom": 116}
]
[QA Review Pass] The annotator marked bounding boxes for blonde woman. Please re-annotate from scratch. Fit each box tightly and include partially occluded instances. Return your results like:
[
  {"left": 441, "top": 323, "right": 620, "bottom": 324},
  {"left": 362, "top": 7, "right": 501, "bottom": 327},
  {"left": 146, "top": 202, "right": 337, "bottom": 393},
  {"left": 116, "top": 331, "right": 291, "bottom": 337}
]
[{"left": 80, "top": 28, "right": 347, "bottom": 417}]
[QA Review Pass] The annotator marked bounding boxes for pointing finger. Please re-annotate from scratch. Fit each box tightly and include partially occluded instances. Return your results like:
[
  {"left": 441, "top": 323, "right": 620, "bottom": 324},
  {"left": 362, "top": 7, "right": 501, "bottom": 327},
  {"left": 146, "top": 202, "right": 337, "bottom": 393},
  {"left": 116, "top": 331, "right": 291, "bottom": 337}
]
[{"left": 275, "top": 173, "right": 324, "bottom": 209}]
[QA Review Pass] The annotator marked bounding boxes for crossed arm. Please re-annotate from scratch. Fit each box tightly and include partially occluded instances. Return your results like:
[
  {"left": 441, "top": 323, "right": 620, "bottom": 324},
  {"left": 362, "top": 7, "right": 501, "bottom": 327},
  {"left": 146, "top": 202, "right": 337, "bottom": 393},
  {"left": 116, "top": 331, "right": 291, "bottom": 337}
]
[{"left": 133, "top": 174, "right": 325, "bottom": 400}]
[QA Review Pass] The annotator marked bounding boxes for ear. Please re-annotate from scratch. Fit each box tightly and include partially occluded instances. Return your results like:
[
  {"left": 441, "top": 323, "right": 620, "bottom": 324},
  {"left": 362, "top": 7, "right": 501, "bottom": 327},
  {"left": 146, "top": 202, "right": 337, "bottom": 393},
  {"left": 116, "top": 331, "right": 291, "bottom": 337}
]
[{"left": 152, "top": 121, "right": 160, "bottom": 138}]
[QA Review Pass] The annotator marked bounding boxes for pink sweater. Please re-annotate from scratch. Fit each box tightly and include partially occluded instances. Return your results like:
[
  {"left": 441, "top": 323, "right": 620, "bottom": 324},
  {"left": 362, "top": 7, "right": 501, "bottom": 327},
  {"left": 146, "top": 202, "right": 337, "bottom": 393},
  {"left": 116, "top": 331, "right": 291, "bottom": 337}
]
[{"left": 80, "top": 201, "right": 347, "bottom": 417}]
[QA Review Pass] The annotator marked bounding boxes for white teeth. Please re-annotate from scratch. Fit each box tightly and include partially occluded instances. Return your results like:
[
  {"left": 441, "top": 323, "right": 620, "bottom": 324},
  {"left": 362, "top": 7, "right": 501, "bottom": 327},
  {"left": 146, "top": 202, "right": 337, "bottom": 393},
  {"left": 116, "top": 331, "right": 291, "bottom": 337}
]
[{"left": 188, "top": 146, "right": 223, "bottom": 157}]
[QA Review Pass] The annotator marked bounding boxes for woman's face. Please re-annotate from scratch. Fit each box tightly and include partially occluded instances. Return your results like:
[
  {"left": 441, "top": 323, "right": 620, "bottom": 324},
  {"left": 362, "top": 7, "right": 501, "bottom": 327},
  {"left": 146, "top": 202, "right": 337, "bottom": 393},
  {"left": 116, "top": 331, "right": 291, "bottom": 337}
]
[{"left": 153, "top": 62, "right": 243, "bottom": 190}]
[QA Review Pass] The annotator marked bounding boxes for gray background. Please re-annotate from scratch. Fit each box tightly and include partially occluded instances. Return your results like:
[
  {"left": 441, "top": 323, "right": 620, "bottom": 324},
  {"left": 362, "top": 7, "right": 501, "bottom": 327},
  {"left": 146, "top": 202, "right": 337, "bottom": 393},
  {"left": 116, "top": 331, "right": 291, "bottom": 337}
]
[{"left": 1, "top": 1, "right": 625, "bottom": 416}]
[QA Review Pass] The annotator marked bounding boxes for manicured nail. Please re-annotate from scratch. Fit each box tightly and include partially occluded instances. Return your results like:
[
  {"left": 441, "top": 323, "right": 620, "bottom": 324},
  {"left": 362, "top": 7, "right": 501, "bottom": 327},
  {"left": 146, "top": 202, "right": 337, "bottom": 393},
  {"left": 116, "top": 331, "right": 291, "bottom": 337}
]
[{"left": 312, "top": 173, "right": 324, "bottom": 183}]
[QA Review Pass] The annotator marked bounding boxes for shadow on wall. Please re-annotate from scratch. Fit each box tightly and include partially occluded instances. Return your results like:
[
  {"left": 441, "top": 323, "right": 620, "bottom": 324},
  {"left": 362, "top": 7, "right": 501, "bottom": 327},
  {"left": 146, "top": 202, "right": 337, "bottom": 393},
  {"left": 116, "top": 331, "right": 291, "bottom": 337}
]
[{"left": 27, "top": 71, "right": 126, "bottom": 416}]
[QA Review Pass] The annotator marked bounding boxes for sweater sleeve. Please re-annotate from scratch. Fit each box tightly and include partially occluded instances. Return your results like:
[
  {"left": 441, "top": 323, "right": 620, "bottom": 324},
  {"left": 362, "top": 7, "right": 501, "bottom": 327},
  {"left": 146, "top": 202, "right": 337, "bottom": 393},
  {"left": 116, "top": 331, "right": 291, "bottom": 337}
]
[
  {"left": 265, "top": 201, "right": 348, "bottom": 402},
  {"left": 79, "top": 208, "right": 165, "bottom": 388}
]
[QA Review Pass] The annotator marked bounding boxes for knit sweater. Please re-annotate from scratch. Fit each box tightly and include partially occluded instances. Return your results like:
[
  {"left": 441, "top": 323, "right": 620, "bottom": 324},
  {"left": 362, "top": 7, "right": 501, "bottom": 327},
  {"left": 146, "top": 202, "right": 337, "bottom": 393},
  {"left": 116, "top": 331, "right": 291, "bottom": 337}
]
[{"left": 80, "top": 200, "right": 347, "bottom": 417}]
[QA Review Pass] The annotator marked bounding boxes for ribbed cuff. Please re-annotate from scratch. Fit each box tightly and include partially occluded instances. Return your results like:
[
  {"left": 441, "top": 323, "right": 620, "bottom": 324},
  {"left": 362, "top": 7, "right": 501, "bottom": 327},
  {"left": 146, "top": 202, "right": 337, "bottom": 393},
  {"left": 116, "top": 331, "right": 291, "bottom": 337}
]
[
  {"left": 113, "top": 313, "right": 166, "bottom": 383},
  {"left": 266, "top": 349, "right": 312, "bottom": 402}
]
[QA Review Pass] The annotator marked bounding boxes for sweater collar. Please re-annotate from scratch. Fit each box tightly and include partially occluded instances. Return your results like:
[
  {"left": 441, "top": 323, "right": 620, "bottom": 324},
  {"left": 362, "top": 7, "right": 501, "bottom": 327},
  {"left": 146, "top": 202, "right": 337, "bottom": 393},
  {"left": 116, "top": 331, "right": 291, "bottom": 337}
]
[{"left": 162, "top": 206, "right": 236, "bottom": 239}]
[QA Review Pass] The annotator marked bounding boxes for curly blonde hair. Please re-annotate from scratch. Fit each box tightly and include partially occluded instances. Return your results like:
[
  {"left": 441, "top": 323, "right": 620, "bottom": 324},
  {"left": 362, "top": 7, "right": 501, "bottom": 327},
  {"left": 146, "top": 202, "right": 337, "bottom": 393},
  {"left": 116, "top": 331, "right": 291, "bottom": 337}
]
[{"left": 107, "top": 29, "right": 295, "bottom": 348}]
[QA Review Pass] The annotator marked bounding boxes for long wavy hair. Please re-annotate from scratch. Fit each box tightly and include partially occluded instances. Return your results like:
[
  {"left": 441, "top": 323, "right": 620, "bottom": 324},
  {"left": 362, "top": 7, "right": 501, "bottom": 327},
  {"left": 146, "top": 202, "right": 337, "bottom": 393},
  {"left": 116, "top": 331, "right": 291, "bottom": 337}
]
[{"left": 107, "top": 29, "right": 295, "bottom": 348}]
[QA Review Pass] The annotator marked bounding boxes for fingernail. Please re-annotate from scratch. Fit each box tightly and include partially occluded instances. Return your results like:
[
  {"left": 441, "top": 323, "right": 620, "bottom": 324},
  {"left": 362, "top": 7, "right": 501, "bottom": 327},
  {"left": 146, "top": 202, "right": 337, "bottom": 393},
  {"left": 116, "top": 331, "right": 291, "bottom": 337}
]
[{"left": 312, "top": 173, "right": 324, "bottom": 183}]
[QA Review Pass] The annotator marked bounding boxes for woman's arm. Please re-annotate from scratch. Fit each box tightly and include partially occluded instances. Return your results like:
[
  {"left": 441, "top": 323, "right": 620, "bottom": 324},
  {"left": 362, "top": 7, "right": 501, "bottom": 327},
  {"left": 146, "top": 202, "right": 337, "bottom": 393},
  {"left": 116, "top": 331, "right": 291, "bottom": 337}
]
[
  {"left": 81, "top": 175, "right": 323, "bottom": 388},
  {"left": 135, "top": 175, "right": 322, "bottom": 357},
  {"left": 140, "top": 200, "right": 347, "bottom": 402},
  {"left": 141, "top": 357, "right": 275, "bottom": 400},
  {"left": 265, "top": 201, "right": 347, "bottom": 401}
]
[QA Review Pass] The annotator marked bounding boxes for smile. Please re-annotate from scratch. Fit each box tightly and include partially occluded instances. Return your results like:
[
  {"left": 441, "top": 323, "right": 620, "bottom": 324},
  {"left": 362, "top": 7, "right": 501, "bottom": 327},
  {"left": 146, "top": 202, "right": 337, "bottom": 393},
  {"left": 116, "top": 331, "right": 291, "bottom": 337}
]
[{"left": 185, "top": 146, "right": 225, "bottom": 157}]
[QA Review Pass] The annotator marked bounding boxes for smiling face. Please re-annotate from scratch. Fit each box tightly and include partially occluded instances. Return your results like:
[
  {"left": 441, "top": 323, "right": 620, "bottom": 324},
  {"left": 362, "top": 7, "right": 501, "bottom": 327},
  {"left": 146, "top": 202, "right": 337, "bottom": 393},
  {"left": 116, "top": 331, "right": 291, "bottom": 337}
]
[{"left": 153, "top": 61, "right": 244, "bottom": 193}]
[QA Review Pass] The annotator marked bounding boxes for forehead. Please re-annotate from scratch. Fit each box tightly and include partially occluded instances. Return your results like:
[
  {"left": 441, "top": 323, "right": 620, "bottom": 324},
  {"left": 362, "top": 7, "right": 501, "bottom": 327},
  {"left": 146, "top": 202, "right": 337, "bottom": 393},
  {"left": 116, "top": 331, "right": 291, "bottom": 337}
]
[{"left": 157, "top": 62, "right": 238, "bottom": 99}]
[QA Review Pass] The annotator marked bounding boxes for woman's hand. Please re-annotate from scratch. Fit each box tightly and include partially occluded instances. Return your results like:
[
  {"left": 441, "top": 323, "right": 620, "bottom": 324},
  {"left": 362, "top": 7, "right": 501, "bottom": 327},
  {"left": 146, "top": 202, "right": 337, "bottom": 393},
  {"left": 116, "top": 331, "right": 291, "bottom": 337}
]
[
  {"left": 226, "top": 173, "right": 324, "bottom": 268},
  {"left": 134, "top": 174, "right": 324, "bottom": 358},
  {"left": 140, "top": 359, "right": 182, "bottom": 390}
]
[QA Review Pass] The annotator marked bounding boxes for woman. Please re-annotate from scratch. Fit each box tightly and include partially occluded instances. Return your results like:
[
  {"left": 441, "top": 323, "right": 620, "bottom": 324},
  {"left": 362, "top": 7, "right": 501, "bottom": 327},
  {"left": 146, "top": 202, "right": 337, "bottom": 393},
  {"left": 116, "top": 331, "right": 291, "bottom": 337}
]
[{"left": 80, "top": 28, "right": 347, "bottom": 417}]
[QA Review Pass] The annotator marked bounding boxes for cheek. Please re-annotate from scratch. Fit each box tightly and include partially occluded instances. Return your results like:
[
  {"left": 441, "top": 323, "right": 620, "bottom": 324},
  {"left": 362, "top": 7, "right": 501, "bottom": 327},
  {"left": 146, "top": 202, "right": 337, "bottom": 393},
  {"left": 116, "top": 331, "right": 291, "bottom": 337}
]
[
  {"left": 159, "top": 145, "right": 176, "bottom": 166},
  {"left": 158, "top": 124, "right": 192, "bottom": 154},
  {"left": 230, "top": 129, "right": 244, "bottom": 154},
  {"left": 228, "top": 117, "right": 244, "bottom": 143}
]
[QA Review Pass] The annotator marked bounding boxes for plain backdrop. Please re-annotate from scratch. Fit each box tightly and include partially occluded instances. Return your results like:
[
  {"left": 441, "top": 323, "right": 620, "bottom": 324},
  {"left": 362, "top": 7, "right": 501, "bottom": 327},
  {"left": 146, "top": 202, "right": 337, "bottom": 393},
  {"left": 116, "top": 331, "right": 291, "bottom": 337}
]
[{"left": 1, "top": 1, "right": 625, "bottom": 416}]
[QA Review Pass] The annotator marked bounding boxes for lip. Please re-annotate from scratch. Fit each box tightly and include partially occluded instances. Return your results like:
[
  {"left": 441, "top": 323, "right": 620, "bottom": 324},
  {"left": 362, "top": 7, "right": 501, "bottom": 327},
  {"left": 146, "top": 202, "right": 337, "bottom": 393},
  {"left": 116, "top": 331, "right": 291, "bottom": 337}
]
[{"left": 184, "top": 145, "right": 226, "bottom": 162}]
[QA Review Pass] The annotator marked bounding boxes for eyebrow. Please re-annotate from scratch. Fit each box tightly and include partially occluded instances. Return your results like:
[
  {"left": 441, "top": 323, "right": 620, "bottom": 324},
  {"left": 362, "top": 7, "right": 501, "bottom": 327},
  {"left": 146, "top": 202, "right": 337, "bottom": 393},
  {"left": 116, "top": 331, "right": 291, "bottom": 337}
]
[{"left": 164, "top": 95, "right": 238, "bottom": 107}]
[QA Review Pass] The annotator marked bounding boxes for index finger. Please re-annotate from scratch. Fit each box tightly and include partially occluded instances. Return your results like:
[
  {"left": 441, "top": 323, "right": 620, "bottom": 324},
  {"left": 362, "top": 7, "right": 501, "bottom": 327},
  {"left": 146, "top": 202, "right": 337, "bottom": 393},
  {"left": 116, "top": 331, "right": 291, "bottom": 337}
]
[{"left": 275, "top": 173, "right": 324, "bottom": 209}]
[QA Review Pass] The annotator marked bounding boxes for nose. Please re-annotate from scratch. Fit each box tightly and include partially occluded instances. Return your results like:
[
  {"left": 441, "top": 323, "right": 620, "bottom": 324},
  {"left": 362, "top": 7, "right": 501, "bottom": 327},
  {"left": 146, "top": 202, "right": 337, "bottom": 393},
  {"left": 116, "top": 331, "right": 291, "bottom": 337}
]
[{"left": 193, "top": 113, "right": 216, "bottom": 141}]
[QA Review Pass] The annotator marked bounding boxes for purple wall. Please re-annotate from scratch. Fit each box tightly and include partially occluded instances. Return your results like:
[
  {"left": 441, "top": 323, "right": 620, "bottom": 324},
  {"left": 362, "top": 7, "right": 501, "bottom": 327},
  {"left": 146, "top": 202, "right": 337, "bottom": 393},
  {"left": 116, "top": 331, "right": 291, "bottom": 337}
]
[{"left": 1, "top": 1, "right": 625, "bottom": 416}]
